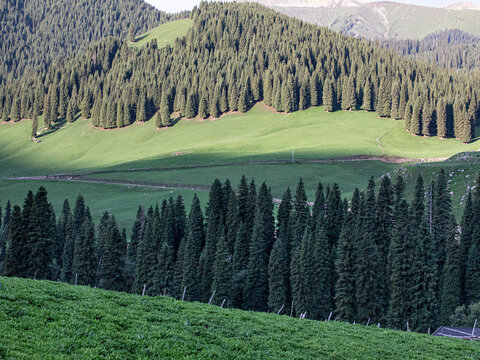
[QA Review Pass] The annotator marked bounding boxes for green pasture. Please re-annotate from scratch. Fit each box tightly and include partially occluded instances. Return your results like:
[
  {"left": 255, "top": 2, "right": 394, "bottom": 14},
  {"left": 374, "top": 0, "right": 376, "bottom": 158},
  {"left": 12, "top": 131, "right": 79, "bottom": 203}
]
[
  {"left": 130, "top": 19, "right": 193, "bottom": 48},
  {"left": 1, "top": 276, "right": 478, "bottom": 359},
  {"left": 1, "top": 104, "right": 478, "bottom": 225}
]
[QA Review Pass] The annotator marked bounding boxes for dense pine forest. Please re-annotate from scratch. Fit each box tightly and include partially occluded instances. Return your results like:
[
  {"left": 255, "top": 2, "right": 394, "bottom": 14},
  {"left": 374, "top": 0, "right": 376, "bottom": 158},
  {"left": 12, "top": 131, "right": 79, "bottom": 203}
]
[
  {"left": 381, "top": 30, "right": 480, "bottom": 71},
  {"left": 1, "top": 170, "right": 479, "bottom": 333},
  {"left": 0, "top": 0, "right": 188, "bottom": 81},
  {"left": 1, "top": 2, "right": 479, "bottom": 142}
]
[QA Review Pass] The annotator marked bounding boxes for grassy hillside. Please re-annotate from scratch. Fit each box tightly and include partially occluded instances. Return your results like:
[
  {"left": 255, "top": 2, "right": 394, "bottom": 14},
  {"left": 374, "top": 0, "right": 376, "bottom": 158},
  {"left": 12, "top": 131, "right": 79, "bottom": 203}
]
[
  {"left": 1, "top": 277, "right": 479, "bottom": 359},
  {"left": 1, "top": 104, "right": 478, "bottom": 227},
  {"left": 1, "top": 104, "right": 477, "bottom": 178},
  {"left": 131, "top": 19, "right": 193, "bottom": 48},
  {"left": 270, "top": 2, "right": 480, "bottom": 39}
]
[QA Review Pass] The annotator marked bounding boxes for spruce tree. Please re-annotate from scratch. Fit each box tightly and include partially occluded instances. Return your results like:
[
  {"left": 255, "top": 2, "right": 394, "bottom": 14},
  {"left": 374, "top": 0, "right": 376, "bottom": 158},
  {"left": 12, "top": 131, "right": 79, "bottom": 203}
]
[
  {"left": 335, "top": 211, "right": 356, "bottom": 322},
  {"left": 27, "top": 186, "right": 54, "bottom": 280},
  {"left": 459, "top": 192, "right": 474, "bottom": 303},
  {"left": 72, "top": 217, "right": 97, "bottom": 286},
  {"left": 440, "top": 216, "right": 461, "bottom": 323},
  {"left": 361, "top": 77, "right": 373, "bottom": 111},
  {"left": 245, "top": 182, "right": 274, "bottom": 311},
  {"left": 199, "top": 179, "right": 225, "bottom": 301},
  {"left": 355, "top": 178, "right": 384, "bottom": 323},
  {"left": 411, "top": 98, "right": 423, "bottom": 135},
  {"left": 182, "top": 195, "right": 205, "bottom": 302},
  {"left": 386, "top": 200, "right": 413, "bottom": 329},
  {"left": 60, "top": 215, "right": 75, "bottom": 282},
  {"left": 410, "top": 176, "right": 439, "bottom": 332},
  {"left": 3, "top": 205, "right": 25, "bottom": 277},
  {"left": 341, "top": 74, "right": 356, "bottom": 111},
  {"left": 31, "top": 113, "right": 38, "bottom": 138},
  {"left": 54, "top": 199, "right": 70, "bottom": 275},
  {"left": 98, "top": 218, "right": 127, "bottom": 291},
  {"left": 0, "top": 200, "right": 11, "bottom": 274},
  {"left": 268, "top": 238, "right": 289, "bottom": 313},
  {"left": 303, "top": 225, "right": 332, "bottom": 320},
  {"left": 211, "top": 234, "right": 233, "bottom": 305},
  {"left": 323, "top": 78, "right": 334, "bottom": 112},
  {"left": 132, "top": 210, "right": 157, "bottom": 294},
  {"left": 437, "top": 99, "right": 447, "bottom": 138}
]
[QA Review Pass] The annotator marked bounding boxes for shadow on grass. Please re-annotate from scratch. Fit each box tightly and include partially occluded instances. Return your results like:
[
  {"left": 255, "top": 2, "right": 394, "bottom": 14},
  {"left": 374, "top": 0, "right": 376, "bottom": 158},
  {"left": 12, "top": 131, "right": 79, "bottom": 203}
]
[{"left": 36, "top": 113, "right": 82, "bottom": 139}]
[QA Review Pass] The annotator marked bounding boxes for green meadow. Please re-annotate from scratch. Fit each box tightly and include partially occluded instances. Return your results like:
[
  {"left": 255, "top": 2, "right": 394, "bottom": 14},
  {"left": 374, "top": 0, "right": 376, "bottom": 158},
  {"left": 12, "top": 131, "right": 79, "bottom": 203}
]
[
  {"left": 1, "top": 276, "right": 479, "bottom": 359},
  {"left": 130, "top": 19, "right": 193, "bottom": 48},
  {"left": 1, "top": 104, "right": 478, "bottom": 227}
]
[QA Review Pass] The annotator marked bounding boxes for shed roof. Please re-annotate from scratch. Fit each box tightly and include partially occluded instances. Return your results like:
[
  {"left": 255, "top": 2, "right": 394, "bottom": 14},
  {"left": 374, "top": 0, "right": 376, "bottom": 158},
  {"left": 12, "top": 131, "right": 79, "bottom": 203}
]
[{"left": 433, "top": 326, "right": 480, "bottom": 338}]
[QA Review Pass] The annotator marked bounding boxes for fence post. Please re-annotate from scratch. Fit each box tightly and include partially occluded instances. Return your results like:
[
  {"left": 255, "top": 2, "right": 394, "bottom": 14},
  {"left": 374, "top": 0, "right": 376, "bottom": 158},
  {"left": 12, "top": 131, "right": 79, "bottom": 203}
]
[
  {"left": 472, "top": 319, "right": 478, "bottom": 340},
  {"left": 406, "top": 322, "right": 410, "bottom": 332},
  {"left": 208, "top": 290, "right": 216, "bottom": 305}
]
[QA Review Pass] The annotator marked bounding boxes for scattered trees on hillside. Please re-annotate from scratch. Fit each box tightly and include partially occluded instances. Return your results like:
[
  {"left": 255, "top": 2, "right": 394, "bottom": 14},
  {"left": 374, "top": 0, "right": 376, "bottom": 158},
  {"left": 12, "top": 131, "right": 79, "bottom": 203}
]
[{"left": 0, "top": 2, "right": 478, "bottom": 142}]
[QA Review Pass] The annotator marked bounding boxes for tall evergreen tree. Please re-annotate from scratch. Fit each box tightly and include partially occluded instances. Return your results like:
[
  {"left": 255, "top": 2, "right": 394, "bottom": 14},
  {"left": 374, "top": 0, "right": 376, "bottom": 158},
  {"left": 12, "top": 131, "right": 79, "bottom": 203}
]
[
  {"left": 355, "top": 178, "right": 384, "bottom": 323},
  {"left": 199, "top": 179, "right": 225, "bottom": 301},
  {"left": 245, "top": 182, "right": 274, "bottom": 311},
  {"left": 386, "top": 200, "right": 413, "bottom": 329},
  {"left": 268, "top": 237, "right": 289, "bottom": 313},
  {"left": 182, "top": 195, "right": 205, "bottom": 302},
  {"left": 211, "top": 234, "right": 233, "bottom": 305},
  {"left": 72, "top": 217, "right": 97, "bottom": 286},
  {"left": 335, "top": 211, "right": 356, "bottom": 322},
  {"left": 440, "top": 216, "right": 461, "bottom": 323},
  {"left": 3, "top": 205, "right": 25, "bottom": 277},
  {"left": 98, "top": 217, "right": 127, "bottom": 291}
]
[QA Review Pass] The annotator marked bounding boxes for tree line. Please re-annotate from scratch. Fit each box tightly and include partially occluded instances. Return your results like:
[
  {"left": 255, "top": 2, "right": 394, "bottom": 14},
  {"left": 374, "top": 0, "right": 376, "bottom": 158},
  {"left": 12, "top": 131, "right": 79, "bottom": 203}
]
[
  {"left": 381, "top": 29, "right": 480, "bottom": 71},
  {"left": 0, "top": 0, "right": 189, "bottom": 81},
  {"left": 0, "top": 2, "right": 479, "bottom": 142},
  {"left": 1, "top": 171, "right": 479, "bottom": 333}
]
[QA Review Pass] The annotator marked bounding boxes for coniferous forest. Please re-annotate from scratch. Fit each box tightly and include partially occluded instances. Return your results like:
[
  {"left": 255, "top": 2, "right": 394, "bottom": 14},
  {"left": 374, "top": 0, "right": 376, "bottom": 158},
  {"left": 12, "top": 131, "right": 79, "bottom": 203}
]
[
  {"left": 0, "top": 2, "right": 479, "bottom": 142},
  {"left": 381, "top": 30, "right": 480, "bottom": 71},
  {"left": 1, "top": 171, "right": 479, "bottom": 333},
  {"left": 0, "top": 0, "right": 189, "bottom": 81}
]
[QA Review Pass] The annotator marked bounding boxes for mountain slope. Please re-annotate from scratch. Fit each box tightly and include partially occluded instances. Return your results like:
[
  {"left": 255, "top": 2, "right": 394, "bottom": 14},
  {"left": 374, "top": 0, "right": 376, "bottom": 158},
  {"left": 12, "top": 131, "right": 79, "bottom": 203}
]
[
  {"left": 1, "top": 2, "right": 478, "bottom": 143},
  {"left": 1, "top": 276, "right": 479, "bottom": 359},
  {"left": 380, "top": 29, "right": 480, "bottom": 70},
  {"left": 256, "top": 1, "right": 480, "bottom": 39},
  {"left": 0, "top": 0, "right": 188, "bottom": 81}
]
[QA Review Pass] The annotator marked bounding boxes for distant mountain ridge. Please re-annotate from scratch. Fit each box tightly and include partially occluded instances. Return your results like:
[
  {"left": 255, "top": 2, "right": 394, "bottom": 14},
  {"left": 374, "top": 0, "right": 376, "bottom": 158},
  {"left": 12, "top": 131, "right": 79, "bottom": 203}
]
[
  {"left": 248, "top": 0, "right": 480, "bottom": 39},
  {"left": 445, "top": 2, "right": 480, "bottom": 10}
]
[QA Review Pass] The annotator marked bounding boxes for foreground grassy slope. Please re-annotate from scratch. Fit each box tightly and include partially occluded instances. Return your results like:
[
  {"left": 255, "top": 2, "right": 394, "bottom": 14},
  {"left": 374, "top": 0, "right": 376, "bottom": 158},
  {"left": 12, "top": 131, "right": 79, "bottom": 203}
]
[
  {"left": 131, "top": 19, "right": 193, "bottom": 48},
  {"left": 1, "top": 277, "right": 479, "bottom": 359}
]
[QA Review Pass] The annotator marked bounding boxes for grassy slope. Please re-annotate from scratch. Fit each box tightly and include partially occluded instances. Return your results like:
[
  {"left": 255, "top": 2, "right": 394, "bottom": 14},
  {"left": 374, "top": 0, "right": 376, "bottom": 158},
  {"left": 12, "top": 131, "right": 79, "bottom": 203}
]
[
  {"left": 84, "top": 161, "right": 398, "bottom": 201},
  {"left": 1, "top": 105, "right": 478, "bottom": 178},
  {"left": 130, "top": 19, "right": 193, "bottom": 48},
  {"left": 1, "top": 104, "right": 478, "bottom": 226},
  {"left": 1, "top": 277, "right": 479, "bottom": 359}
]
